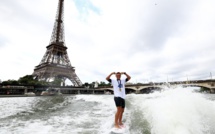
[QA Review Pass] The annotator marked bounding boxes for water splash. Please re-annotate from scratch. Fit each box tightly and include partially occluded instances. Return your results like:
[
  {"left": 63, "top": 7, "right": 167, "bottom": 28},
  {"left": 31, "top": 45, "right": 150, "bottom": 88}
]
[
  {"left": 126, "top": 86, "right": 215, "bottom": 134},
  {"left": 0, "top": 87, "right": 215, "bottom": 134}
]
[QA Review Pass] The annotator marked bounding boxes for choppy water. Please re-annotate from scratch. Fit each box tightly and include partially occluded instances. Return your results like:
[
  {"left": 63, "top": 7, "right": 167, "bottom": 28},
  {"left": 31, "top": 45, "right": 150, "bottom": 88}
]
[{"left": 1, "top": 87, "right": 215, "bottom": 134}]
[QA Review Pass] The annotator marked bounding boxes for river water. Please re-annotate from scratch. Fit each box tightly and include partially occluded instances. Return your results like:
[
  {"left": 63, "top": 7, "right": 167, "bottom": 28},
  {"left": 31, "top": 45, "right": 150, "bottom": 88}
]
[{"left": 0, "top": 87, "right": 215, "bottom": 134}]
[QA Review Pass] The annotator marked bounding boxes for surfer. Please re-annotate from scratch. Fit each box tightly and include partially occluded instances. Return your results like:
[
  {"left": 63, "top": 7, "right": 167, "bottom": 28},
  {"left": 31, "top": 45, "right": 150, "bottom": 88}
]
[{"left": 106, "top": 72, "right": 131, "bottom": 129}]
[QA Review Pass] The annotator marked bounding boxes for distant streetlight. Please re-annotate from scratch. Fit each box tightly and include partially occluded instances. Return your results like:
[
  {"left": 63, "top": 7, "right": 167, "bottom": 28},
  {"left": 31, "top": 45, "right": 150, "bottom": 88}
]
[{"left": 186, "top": 74, "right": 189, "bottom": 83}]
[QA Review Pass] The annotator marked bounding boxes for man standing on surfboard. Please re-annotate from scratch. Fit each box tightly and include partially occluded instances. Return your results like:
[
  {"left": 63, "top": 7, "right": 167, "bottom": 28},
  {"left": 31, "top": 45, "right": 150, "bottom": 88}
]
[{"left": 106, "top": 72, "right": 131, "bottom": 129}]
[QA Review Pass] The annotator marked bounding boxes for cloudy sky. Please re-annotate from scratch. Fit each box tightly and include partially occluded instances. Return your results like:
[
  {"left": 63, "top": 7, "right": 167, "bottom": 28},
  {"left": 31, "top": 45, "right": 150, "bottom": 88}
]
[{"left": 0, "top": 0, "right": 215, "bottom": 84}]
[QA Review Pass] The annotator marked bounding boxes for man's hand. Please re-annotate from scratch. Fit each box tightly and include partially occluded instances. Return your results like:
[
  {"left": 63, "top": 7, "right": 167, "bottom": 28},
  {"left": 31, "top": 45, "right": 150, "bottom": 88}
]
[
  {"left": 122, "top": 72, "right": 131, "bottom": 81},
  {"left": 106, "top": 72, "right": 115, "bottom": 81}
]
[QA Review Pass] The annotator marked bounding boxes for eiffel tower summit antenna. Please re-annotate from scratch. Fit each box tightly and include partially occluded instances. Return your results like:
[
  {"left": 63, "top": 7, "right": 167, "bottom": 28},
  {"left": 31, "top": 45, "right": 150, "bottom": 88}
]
[{"left": 33, "top": 0, "right": 82, "bottom": 86}]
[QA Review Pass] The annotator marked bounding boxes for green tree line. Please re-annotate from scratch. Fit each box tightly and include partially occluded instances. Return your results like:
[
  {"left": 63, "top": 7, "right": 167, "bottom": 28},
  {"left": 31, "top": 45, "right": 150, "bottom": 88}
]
[
  {"left": 1, "top": 75, "right": 111, "bottom": 87},
  {"left": 1, "top": 75, "right": 49, "bottom": 86}
]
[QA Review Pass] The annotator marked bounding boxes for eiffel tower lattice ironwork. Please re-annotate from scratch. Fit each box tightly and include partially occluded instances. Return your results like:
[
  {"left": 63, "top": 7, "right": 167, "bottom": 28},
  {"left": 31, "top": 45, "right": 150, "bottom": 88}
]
[{"left": 33, "top": 0, "right": 82, "bottom": 86}]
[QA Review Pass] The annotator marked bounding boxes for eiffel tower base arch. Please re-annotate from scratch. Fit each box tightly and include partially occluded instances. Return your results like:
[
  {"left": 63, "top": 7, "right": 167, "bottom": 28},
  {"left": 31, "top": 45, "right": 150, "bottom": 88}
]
[{"left": 33, "top": 63, "right": 82, "bottom": 87}]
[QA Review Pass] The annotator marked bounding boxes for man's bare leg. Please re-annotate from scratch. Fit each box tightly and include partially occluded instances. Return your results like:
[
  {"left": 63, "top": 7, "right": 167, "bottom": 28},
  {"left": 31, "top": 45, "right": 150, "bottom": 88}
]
[
  {"left": 115, "top": 107, "right": 121, "bottom": 128},
  {"left": 119, "top": 107, "right": 124, "bottom": 126}
]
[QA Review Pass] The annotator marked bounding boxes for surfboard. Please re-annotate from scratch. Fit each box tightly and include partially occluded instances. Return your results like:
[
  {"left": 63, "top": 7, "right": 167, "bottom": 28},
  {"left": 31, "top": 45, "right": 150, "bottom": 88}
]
[{"left": 111, "top": 126, "right": 126, "bottom": 133}]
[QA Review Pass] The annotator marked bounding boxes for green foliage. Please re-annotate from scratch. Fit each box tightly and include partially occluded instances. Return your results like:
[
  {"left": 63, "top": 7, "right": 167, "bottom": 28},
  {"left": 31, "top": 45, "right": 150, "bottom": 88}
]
[
  {"left": 84, "top": 82, "right": 89, "bottom": 87},
  {"left": 2, "top": 75, "right": 50, "bottom": 86},
  {"left": 39, "top": 81, "right": 49, "bottom": 85},
  {"left": 2, "top": 74, "right": 112, "bottom": 87},
  {"left": 82, "top": 81, "right": 110, "bottom": 88},
  {"left": 84, "top": 82, "right": 93, "bottom": 88},
  {"left": 98, "top": 81, "right": 110, "bottom": 87},
  {"left": 18, "top": 75, "right": 36, "bottom": 85},
  {"left": 50, "top": 78, "right": 62, "bottom": 86},
  {"left": 2, "top": 79, "right": 19, "bottom": 85}
]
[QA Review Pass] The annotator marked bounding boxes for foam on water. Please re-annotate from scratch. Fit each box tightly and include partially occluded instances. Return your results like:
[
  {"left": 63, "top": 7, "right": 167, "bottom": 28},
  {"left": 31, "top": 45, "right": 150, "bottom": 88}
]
[
  {"left": 0, "top": 87, "right": 215, "bottom": 134},
  {"left": 0, "top": 97, "right": 36, "bottom": 118},
  {"left": 74, "top": 95, "right": 117, "bottom": 133},
  {"left": 126, "top": 86, "right": 215, "bottom": 134}
]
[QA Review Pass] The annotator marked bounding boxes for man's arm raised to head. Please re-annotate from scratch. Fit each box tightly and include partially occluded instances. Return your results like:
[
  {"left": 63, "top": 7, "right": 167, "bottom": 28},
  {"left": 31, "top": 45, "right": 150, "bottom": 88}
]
[
  {"left": 106, "top": 72, "right": 115, "bottom": 82},
  {"left": 122, "top": 72, "right": 131, "bottom": 82}
]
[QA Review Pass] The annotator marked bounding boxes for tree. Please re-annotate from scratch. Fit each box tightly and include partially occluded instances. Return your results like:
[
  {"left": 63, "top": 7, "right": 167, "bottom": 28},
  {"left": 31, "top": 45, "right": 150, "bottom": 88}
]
[
  {"left": 84, "top": 82, "right": 89, "bottom": 88},
  {"left": 50, "top": 78, "right": 62, "bottom": 86},
  {"left": 18, "top": 75, "right": 38, "bottom": 85},
  {"left": 18, "top": 75, "right": 49, "bottom": 85},
  {"left": 98, "top": 81, "right": 111, "bottom": 87},
  {"left": 2, "top": 79, "right": 19, "bottom": 85}
]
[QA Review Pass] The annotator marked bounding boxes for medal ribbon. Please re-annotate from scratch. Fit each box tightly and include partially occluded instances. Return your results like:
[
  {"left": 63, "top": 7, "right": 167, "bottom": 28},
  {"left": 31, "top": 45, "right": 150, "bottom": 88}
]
[{"left": 117, "top": 80, "right": 122, "bottom": 91}]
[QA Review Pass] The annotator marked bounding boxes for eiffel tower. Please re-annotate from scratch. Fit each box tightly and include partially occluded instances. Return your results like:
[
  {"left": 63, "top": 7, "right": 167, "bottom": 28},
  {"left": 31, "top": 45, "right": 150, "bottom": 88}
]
[{"left": 33, "top": 0, "right": 82, "bottom": 86}]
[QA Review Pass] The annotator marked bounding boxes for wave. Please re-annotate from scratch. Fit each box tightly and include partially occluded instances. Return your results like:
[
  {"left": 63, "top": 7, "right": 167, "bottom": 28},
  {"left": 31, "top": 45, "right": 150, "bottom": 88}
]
[
  {"left": 125, "top": 86, "right": 215, "bottom": 134},
  {"left": 0, "top": 87, "right": 215, "bottom": 134}
]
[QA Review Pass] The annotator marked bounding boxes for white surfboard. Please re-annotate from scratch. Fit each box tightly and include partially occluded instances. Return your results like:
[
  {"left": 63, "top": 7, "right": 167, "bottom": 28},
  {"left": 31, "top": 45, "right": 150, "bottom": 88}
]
[{"left": 111, "top": 127, "right": 126, "bottom": 133}]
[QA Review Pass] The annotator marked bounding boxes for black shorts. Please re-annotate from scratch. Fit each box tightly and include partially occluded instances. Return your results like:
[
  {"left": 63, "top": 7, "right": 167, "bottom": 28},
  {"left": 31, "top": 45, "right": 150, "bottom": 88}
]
[{"left": 114, "top": 97, "right": 125, "bottom": 108}]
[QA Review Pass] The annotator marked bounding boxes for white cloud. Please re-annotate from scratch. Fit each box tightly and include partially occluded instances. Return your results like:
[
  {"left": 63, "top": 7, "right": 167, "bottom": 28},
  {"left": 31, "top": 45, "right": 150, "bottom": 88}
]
[{"left": 0, "top": 0, "right": 215, "bottom": 84}]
